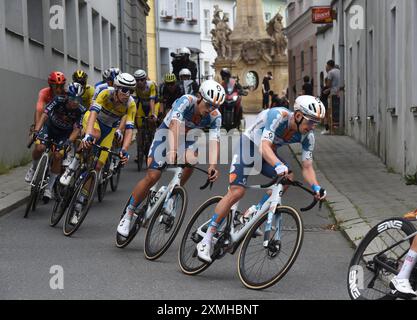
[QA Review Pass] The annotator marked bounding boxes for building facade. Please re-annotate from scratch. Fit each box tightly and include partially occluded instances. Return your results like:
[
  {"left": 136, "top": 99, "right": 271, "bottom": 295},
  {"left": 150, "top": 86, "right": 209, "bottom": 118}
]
[
  {"left": 0, "top": 0, "right": 148, "bottom": 167},
  {"left": 156, "top": 0, "right": 201, "bottom": 82},
  {"left": 285, "top": 0, "right": 330, "bottom": 104}
]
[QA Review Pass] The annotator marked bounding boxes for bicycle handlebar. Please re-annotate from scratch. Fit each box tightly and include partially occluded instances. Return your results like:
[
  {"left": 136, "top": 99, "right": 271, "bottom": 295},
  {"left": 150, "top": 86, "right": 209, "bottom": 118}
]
[
  {"left": 163, "top": 163, "right": 214, "bottom": 190},
  {"left": 258, "top": 176, "right": 326, "bottom": 212}
]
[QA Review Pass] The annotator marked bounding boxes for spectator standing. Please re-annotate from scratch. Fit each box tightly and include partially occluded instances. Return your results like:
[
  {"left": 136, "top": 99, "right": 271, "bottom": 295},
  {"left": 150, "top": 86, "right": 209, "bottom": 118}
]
[{"left": 262, "top": 71, "right": 273, "bottom": 109}]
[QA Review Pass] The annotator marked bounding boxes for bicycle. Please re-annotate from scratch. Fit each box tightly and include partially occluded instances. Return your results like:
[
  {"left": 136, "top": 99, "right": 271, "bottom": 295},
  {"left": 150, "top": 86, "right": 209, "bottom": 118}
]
[
  {"left": 97, "top": 142, "right": 123, "bottom": 202},
  {"left": 25, "top": 137, "right": 63, "bottom": 218},
  {"left": 116, "top": 164, "right": 212, "bottom": 261},
  {"left": 347, "top": 217, "right": 417, "bottom": 300},
  {"left": 136, "top": 116, "right": 156, "bottom": 172},
  {"left": 178, "top": 176, "right": 324, "bottom": 290},
  {"left": 62, "top": 143, "right": 120, "bottom": 236}
]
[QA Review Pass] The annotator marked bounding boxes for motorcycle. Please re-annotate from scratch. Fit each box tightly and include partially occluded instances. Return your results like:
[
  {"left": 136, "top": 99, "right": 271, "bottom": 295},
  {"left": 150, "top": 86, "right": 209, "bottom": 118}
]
[{"left": 220, "top": 79, "right": 247, "bottom": 131}]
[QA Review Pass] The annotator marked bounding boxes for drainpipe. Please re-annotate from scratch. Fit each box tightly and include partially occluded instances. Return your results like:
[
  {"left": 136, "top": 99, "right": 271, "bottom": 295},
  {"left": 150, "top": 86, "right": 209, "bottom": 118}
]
[
  {"left": 155, "top": 0, "right": 161, "bottom": 82},
  {"left": 119, "top": 0, "right": 126, "bottom": 70}
]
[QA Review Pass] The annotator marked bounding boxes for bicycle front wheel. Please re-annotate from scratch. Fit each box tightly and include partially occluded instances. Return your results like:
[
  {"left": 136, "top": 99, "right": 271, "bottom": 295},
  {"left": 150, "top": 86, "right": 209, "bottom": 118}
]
[
  {"left": 144, "top": 186, "right": 187, "bottom": 261},
  {"left": 178, "top": 196, "right": 223, "bottom": 276},
  {"left": 110, "top": 166, "right": 121, "bottom": 192},
  {"left": 238, "top": 206, "right": 304, "bottom": 290},
  {"left": 347, "top": 218, "right": 416, "bottom": 300},
  {"left": 24, "top": 154, "right": 48, "bottom": 218},
  {"left": 63, "top": 170, "right": 98, "bottom": 236}
]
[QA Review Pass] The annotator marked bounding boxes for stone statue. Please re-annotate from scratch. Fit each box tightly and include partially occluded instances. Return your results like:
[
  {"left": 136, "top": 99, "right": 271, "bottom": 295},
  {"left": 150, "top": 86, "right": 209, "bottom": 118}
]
[
  {"left": 211, "top": 6, "right": 232, "bottom": 60},
  {"left": 266, "top": 12, "right": 287, "bottom": 57}
]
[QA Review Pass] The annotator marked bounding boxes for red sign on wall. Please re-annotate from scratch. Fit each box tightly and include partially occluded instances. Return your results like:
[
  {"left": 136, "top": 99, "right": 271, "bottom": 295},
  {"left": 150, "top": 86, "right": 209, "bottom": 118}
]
[{"left": 312, "top": 7, "right": 335, "bottom": 24}]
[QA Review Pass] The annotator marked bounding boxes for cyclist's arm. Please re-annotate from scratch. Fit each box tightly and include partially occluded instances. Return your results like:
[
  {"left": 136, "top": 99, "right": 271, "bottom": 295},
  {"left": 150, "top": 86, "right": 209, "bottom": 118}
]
[
  {"left": 301, "top": 133, "right": 319, "bottom": 187},
  {"left": 121, "top": 98, "right": 137, "bottom": 151},
  {"left": 118, "top": 115, "right": 127, "bottom": 133},
  {"left": 168, "top": 120, "right": 180, "bottom": 156},
  {"left": 208, "top": 112, "right": 221, "bottom": 169},
  {"left": 35, "top": 113, "right": 48, "bottom": 132},
  {"left": 69, "top": 126, "right": 81, "bottom": 143},
  {"left": 85, "top": 109, "right": 98, "bottom": 136},
  {"left": 259, "top": 108, "right": 286, "bottom": 167},
  {"left": 35, "top": 90, "right": 47, "bottom": 126}
]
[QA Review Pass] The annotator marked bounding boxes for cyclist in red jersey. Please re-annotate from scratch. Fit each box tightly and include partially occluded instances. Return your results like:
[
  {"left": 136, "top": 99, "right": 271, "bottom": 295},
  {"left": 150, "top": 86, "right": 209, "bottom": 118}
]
[{"left": 34, "top": 71, "right": 66, "bottom": 128}]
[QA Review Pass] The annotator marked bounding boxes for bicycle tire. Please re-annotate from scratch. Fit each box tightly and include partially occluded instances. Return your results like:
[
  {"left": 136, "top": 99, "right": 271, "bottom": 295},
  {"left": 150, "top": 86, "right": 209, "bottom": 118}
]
[
  {"left": 178, "top": 196, "right": 223, "bottom": 276},
  {"left": 97, "top": 161, "right": 110, "bottom": 202},
  {"left": 24, "top": 154, "right": 48, "bottom": 218},
  {"left": 63, "top": 170, "right": 98, "bottom": 236},
  {"left": 110, "top": 166, "right": 121, "bottom": 192},
  {"left": 144, "top": 186, "right": 187, "bottom": 261},
  {"left": 238, "top": 206, "right": 304, "bottom": 290},
  {"left": 347, "top": 218, "right": 416, "bottom": 300},
  {"left": 50, "top": 183, "right": 73, "bottom": 227}
]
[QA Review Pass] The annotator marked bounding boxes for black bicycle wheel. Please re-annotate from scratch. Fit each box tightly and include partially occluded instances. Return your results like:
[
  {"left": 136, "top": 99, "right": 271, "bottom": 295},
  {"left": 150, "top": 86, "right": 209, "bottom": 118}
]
[
  {"left": 238, "top": 206, "right": 304, "bottom": 290},
  {"left": 144, "top": 186, "right": 187, "bottom": 261},
  {"left": 50, "top": 181, "right": 66, "bottom": 226},
  {"left": 347, "top": 218, "right": 416, "bottom": 300},
  {"left": 97, "top": 161, "right": 110, "bottom": 202},
  {"left": 178, "top": 196, "right": 224, "bottom": 276},
  {"left": 115, "top": 196, "right": 149, "bottom": 248},
  {"left": 63, "top": 170, "right": 98, "bottom": 236},
  {"left": 24, "top": 188, "right": 38, "bottom": 218},
  {"left": 110, "top": 165, "right": 121, "bottom": 192},
  {"left": 24, "top": 154, "right": 48, "bottom": 218}
]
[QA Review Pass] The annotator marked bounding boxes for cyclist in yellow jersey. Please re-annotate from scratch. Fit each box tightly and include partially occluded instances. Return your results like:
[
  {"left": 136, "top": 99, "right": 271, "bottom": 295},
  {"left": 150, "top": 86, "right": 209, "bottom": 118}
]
[
  {"left": 60, "top": 73, "right": 137, "bottom": 187},
  {"left": 81, "top": 73, "right": 137, "bottom": 168},
  {"left": 72, "top": 70, "right": 95, "bottom": 108},
  {"left": 133, "top": 69, "right": 158, "bottom": 126}
]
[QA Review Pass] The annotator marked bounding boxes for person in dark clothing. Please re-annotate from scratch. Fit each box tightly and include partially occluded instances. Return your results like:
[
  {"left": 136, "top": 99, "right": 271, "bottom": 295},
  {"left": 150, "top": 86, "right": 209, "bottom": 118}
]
[
  {"left": 159, "top": 73, "right": 183, "bottom": 116},
  {"left": 262, "top": 71, "right": 273, "bottom": 109},
  {"left": 171, "top": 47, "right": 198, "bottom": 81},
  {"left": 302, "top": 76, "right": 314, "bottom": 96}
]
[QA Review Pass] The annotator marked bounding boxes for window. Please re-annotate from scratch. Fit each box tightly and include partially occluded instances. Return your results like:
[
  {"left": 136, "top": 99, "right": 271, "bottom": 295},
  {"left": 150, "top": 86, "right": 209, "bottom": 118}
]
[
  {"left": 27, "top": 0, "right": 44, "bottom": 43},
  {"left": 389, "top": 7, "right": 397, "bottom": 109},
  {"left": 5, "top": 0, "right": 23, "bottom": 34},
  {"left": 51, "top": 0, "right": 64, "bottom": 52},
  {"left": 174, "top": 0, "right": 179, "bottom": 17},
  {"left": 186, "top": 0, "right": 193, "bottom": 20},
  {"left": 65, "top": 0, "right": 77, "bottom": 58},
  {"left": 102, "top": 18, "right": 110, "bottom": 69},
  {"left": 92, "top": 10, "right": 101, "bottom": 68},
  {"left": 110, "top": 25, "right": 117, "bottom": 66},
  {"left": 204, "top": 10, "right": 210, "bottom": 37},
  {"left": 79, "top": 1, "right": 89, "bottom": 63},
  {"left": 160, "top": 0, "right": 168, "bottom": 16}
]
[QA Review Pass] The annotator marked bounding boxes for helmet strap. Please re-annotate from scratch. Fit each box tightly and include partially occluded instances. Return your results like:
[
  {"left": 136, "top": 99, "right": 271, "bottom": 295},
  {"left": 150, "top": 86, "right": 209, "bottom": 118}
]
[{"left": 294, "top": 112, "right": 303, "bottom": 133}]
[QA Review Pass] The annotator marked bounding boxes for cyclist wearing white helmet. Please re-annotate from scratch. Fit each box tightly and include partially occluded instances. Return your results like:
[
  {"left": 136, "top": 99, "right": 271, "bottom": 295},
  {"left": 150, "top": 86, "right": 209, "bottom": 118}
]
[
  {"left": 179, "top": 68, "right": 199, "bottom": 95},
  {"left": 117, "top": 80, "right": 225, "bottom": 237},
  {"left": 195, "top": 95, "right": 328, "bottom": 263}
]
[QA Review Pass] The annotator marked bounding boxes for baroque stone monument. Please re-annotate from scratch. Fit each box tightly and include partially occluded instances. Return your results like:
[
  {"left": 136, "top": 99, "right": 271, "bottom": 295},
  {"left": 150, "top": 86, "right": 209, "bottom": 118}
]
[{"left": 211, "top": 0, "right": 288, "bottom": 112}]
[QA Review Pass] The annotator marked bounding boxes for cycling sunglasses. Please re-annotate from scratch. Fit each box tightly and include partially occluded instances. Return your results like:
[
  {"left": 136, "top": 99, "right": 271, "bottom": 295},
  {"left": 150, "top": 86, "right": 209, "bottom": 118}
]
[
  {"left": 118, "top": 87, "right": 134, "bottom": 95},
  {"left": 50, "top": 84, "right": 65, "bottom": 90},
  {"left": 302, "top": 115, "right": 320, "bottom": 126}
]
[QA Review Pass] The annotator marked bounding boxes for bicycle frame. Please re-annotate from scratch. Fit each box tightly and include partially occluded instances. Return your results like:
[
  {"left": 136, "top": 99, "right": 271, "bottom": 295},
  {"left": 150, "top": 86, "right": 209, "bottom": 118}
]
[
  {"left": 195, "top": 182, "right": 285, "bottom": 249},
  {"left": 140, "top": 166, "right": 184, "bottom": 224}
]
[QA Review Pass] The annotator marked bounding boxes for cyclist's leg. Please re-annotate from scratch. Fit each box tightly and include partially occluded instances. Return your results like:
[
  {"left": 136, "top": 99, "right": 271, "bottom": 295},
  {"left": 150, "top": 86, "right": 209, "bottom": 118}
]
[
  {"left": 260, "top": 150, "right": 293, "bottom": 193},
  {"left": 391, "top": 236, "right": 417, "bottom": 295},
  {"left": 135, "top": 103, "right": 146, "bottom": 151},
  {"left": 180, "top": 142, "right": 198, "bottom": 186},
  {"left": 26, "top": 125, "right": 48, "bottom": 182}
]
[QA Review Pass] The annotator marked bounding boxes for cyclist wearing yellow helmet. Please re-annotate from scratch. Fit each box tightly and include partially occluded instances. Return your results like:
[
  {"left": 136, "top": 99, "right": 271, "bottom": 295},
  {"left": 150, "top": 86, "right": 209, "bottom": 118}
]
[
  {"left": 159, "top": 73, "right": 182, "bottom": 116},
  {"left": 72, "top": 70, "right": 95, "bottom": 108}
]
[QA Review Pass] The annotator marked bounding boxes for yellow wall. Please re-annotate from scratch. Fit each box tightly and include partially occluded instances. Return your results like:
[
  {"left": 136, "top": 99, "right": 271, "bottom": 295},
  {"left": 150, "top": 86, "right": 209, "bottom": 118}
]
[{"left": 146, "top": 0, "right": 157, "bottom": 82}]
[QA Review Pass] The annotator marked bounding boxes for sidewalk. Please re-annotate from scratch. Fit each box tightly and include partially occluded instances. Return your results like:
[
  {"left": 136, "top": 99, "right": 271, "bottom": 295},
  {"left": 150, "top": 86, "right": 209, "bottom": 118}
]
[
  {"left": 0, "top": 164, "right": 30, "bottom": 217},
  {"left": 289, "top": 134, "right": 417, "bottom": 246}
]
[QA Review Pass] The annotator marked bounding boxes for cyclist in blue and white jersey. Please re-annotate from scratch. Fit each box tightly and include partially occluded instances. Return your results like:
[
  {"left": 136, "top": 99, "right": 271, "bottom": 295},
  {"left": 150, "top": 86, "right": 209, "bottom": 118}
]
[
  {"left": 117, "top": 80, "right": 225, "bottom": 237},
  {"left": 196, "top": 95, "right": 328, "bottom": 263}
]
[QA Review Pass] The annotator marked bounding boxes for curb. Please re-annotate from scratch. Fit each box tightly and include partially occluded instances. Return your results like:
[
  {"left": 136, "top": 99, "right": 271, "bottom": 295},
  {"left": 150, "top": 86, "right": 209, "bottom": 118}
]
[
  {"left": 287, "top": 144, "right": 371, "bottom": 248},
  {"left": 0, "top": 190, "right": 30, "bottom": 218}
]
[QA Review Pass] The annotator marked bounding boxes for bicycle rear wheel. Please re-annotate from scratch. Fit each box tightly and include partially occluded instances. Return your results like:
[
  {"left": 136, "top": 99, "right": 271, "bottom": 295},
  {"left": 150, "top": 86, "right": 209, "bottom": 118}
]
[
  {"left": 347, "top": 218, "right": 416, "bottom": 300},
  {"left": 144, "top": 186, "right": 187, "bottom": 261},
  {"left": 63, "top": 170, "right": 98, "bottom": 236},
  {"left": 178, "top": 196, "right": 223, "bottom": 276},
  {"left": 238, "top": 206, "right": 304, "bottom": 290}
]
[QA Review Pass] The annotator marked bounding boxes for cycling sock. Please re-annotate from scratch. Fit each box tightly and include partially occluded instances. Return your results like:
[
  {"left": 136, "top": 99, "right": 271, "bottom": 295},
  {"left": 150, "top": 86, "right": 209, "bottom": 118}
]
[
  {"left": 47, "top": 173, "right": 58, "bottom": 189},
  {"left": 256, "top": 194, "right": 270, "bottom": 209},
  {"left": 202, "top": 214, "right": 223, "bottom": 245},
  {"left": 398, "top": 250, "right": 417, "bottom": 279}
]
